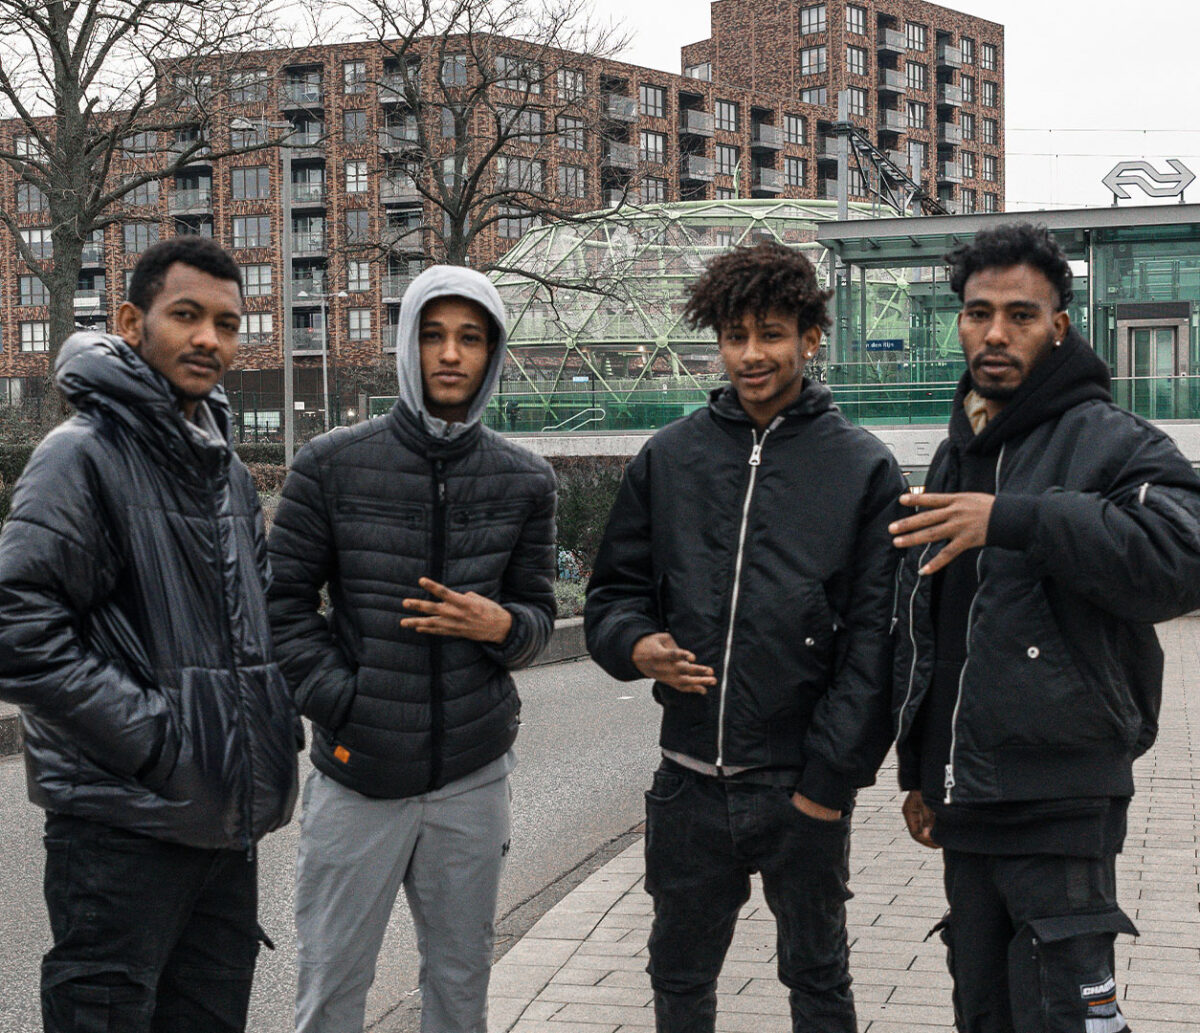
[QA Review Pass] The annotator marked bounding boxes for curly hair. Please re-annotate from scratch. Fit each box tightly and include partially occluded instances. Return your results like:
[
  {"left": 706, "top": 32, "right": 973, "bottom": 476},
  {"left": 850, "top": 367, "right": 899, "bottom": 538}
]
[
  {"left": 945, "top": 223, "right": 1073, "bottom": 310},
  {"left": 128, "top": 236, "right": 243, "bottom": 312},
  {"left": 684, "top": 241, "right": 832, "bottom": 335}
]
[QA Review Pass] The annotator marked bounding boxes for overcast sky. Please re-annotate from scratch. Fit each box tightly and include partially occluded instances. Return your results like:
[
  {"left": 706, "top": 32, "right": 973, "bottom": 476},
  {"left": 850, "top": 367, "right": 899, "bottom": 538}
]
[{"left": 599, "top": 0, "right": 1200, "bottom": 211}]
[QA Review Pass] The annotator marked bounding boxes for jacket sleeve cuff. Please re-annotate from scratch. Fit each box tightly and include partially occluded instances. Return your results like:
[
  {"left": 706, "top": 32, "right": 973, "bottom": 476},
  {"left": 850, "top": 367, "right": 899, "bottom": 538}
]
[
  {"left": 986, "top": 493, "right": 1041, "bottom": 551},
  {"left": 479, "top": 604, "right": 542, "bottom": 669},
  {"left": 799, "top": 758, "right": 856, "bottom": 813}
]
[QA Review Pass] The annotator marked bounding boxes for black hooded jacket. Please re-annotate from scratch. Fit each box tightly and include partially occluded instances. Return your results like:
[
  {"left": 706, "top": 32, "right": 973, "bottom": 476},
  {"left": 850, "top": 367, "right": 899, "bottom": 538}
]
[
  {"left": 894, "top": 328, "right": 1200, "bottom": 814},
  {"left": 585, "top": 383, "right": 904, "bottom": 811},
  {"left": 0, "top": 333, "right": 299, "bottom": 850}
]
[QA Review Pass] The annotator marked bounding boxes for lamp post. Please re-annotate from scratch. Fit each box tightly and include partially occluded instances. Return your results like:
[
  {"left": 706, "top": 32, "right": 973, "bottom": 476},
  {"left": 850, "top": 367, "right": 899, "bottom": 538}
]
[{"left": 297, "top": 287, "right": 348, "bottom": 431}]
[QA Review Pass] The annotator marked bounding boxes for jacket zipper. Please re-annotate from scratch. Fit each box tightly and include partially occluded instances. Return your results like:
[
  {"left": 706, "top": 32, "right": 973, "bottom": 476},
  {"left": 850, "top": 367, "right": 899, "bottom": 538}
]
[
  {"left": 944, "top": 442, "right": 1006, "bottom": 804},
  {"left": 428, "top": 459, "right": 447, "bottom": 791},
  {"left": 895, "top": 542, "right": 933, "bottom": 744},
  {"left": 715, "top": 417, "right": 782, "bottom": 768}
]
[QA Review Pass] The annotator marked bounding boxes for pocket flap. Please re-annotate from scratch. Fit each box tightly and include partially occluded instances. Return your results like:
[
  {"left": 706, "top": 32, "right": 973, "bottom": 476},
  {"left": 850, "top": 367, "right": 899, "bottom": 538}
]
[{"left": 1026, "top": 907, "right": 1138, "bottom": 943}]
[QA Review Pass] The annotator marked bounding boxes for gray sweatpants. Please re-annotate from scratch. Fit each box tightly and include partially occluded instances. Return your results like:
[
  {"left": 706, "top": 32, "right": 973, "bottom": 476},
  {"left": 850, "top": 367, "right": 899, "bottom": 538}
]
[{"left": 294, "top": 755, "right": 513, "bottom": 1033}]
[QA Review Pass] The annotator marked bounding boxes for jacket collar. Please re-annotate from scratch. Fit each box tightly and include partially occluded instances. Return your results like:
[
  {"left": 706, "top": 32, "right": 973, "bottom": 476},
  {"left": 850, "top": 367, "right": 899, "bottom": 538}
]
[{"left": 707, "top": 379, "right": 837, "bottom": 426}]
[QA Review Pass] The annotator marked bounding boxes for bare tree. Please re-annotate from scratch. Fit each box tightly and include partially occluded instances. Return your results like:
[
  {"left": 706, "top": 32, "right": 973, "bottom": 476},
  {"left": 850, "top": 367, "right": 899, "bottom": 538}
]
[{"left": 0, "top": 0, "right": 295, "bottom": 388}]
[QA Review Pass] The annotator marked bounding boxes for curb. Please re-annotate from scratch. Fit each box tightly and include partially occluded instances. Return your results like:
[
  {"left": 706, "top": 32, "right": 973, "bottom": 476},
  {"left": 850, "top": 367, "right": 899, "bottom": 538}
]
[{"left": 0, "top": 618, "right": 591, "bottom": 760}]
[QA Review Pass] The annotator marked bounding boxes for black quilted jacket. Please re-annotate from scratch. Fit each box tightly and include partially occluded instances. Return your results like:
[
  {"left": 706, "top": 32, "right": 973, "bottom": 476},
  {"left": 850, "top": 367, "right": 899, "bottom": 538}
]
[
  {"left": 0, "top": 333, "right": 299, "bottom": 850},
  {"left": 267, "top": 402, "right": 557, "bottom": 798}
]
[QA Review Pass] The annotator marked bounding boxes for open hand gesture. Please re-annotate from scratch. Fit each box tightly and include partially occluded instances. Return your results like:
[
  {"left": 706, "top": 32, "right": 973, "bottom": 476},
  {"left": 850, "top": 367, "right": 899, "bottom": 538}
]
[{"left": 401, "top": 577, "right": 513, "bottom": 644}]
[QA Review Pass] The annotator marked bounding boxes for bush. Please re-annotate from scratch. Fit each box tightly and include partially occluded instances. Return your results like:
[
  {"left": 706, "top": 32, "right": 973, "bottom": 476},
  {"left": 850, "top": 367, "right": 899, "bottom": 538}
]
[
  {"left": 0, "top": 444, "right": 36, "bottom": 486},
  {"left": 235, "top": 443, "right": 287, "bottom": 465},
  {"left": 246, "top": 462, "right": 287, "bottom": 495},
  {"left": 553, "top": 579, "right": 586, "bottom": 618},
  {"left": 547, "top": 455, "right": 628, "bottom": 575}
]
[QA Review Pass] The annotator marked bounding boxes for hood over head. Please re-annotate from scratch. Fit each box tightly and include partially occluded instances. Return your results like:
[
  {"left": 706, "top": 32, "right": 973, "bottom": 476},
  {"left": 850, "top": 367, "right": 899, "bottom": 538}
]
[{"left": 394, "top": 265, "right": 508, "bottom": 439}]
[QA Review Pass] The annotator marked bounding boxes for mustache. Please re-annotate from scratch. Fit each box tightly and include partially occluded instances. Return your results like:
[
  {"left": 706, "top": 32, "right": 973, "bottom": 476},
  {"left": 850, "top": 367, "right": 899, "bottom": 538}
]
[{"left": 180, "top": 352, "right": 220, "bottom": 371}]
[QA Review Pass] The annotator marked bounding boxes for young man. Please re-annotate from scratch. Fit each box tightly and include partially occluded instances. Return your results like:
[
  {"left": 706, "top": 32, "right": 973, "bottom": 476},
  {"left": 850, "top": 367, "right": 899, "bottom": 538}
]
[
  {"left": 891, "top": 223, "right": 1200, "bottom": 1033},
  {"left": 0, "top": 237, "right": 300, "bottom": 1032},
  {"left": 585, "top": 241, "right": 903, "bottom": 1033},
  {"left": 267, "top": 266, "right": 556, "bottom": 1033}
]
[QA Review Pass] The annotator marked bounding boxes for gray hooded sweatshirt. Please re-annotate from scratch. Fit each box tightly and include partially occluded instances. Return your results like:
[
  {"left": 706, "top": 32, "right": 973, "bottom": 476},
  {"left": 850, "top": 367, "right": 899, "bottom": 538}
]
[{"left": 394, "top": 264, "right": 509, "bottom": 439}]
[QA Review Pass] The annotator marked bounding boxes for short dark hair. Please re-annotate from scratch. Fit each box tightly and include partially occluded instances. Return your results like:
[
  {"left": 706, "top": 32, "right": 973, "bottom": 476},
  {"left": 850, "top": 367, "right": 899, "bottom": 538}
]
[
  {"left": 127, "top": 236, "right": 243, "bottom": 311},
  {"left": 684, "top": 241, "right": 832, "bottom": 336},
  {"left": 945, "top": 223, "right": 1073, "bottom": 310}
]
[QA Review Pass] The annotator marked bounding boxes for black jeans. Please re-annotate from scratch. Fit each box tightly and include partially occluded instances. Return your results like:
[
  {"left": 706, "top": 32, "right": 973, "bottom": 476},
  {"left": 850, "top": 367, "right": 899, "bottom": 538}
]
[
  {"left": 41, "top": 813, "right": 260, "bottom": 1033},
  {"left": 941, "top": 850, "right": 1137, "bottom": 1033},
  {"left": 643, "top": 763, "right": 856, "bottom": 1033}
]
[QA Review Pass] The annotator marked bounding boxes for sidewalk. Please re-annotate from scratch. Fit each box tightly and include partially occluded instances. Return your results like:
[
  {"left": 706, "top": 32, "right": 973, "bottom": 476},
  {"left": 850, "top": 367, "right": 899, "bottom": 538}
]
[{"left": 487, "top": 617, "right": 1200, "bottom": 1032}]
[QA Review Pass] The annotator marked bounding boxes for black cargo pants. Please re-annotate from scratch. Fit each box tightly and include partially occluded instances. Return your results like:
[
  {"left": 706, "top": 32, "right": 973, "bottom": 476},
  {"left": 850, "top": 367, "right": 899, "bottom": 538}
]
[{"left": 939, "top": 850, "right": 1137, "bottom": 1033}]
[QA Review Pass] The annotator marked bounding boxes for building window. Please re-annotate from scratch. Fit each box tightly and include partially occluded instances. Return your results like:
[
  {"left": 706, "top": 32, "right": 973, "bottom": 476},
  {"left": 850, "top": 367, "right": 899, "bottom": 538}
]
[
  {"left": 800, "top": 45, "right": 827, "bottom": 76},
  {"left": 19, "top": 275, "right": 48, "bottom": 306},
  {"left": 346, "top": 261, "right": 370, "bottom": 292},
  {"left": 231, "top": 166, "right": 270, "bottom": 200},
  {"left": 557, "top": 68, "right": 586, "bottom": 101},
  {"left": 441, "top": 55, "right": 468, "bottom": 87},
  {"left": 557, "top": 116, "right": 585, "bottom": 150},
  {"left": 243, "top": 264, "right": 272, "bottom": 296},
  {"left": 639, "top": 84, "right": 666, "bottom": 118},
  {"left": 123, "top": 222, "right": 159, "bottom": 254},
  {"left": 715, "top": 100, "right": 738, "bottom": 132},
  {"left": 845, "top": 5, "right": 866, "bottom": 35},
  {"left": 961, "top": 112, "right": 975, "bottom": 140},
  {"left": 125, "top": 179, "right": 159, "bottom": 207},
  {"left": 784, "top": 113, "right": 806, "bottom": 144},
  {"left": 501, "top": 106, "right": 544, "bottom": 140},
  {"left": 232, "top": 215, "right": 270, "bottom": 249},
  {"left": 799, "top": 3, "right": 826, "bottom": 34},
  {"left": 684, "top": 63, "right": 712, "bottom": 82},
  {"left": 20, "top": 227, "right": 51, "bottom": 258},
  {"left": 15, "top": 133, "right": 43, "bottom": 158},
  {"left": 906, "top": 100, "right": 926, "bottom": 128},
  {"left": 230, "top": 69, "right": 268, "bottom": 104},
  {"left": 497, "top": 156, "right": 545, "bottom": 192},
  {"left": 906, "top": 22, "right": 926, "bottom": 50},
  {"left": 348, "top": 308, "right": 371, "bottom": 340},
  {"left": 849, "top": 87, "right": 867, "bottom": 116},
  {"left": 497, "top": 205, "right": 537, "bottom": 239},
  {"left": 343, "top": 60, "right": 367, "bottom": 94},
  {"left": 639, "top": 130, "right": 666, "bottom": 163},
  {"left": 846, "top": 46, "right": 867, "bottom": 77},
  {"left": 244, "top": 312, "right": 273, "bottom": 342},
  {"left": 640, "top": 176, "right": 667, "bottom": 203},
  {"left": 982, "top": 117, "right": 998, "bottom": 145},
  {"left": 960, "top": 75, "right": 975, "bottom": 105},
  {"left": 960, "top": 37, "right": 975, "bottom": 65},
  {"left": 982, "top": 154, "right": 997, "bottom": 182},
  {"left": 716, "top": 143, "right": 738, "bottom": 176},
  {"left": 16, "top": 182, "right": 48, "bottom": 212},
  {"left": 120, "top": 131, "right": 154, "bottom": 158},
  {"left": 343, "top": 109, "right": 367, "bottom": 144},
  {"left": 906, "top": 61, "right": 926, "bottom": 91},
  {"left": 907, "top": 140, "right": 927, "bottom": 171},
  {"left": 982, "top": 81, "right": 998, "bottom": 108},
  {"left": 20, "top": 321, "right": 49, "bottom": 352},
  {"left": 960, "top": 187, "right": 976, "bottom": 213},
  {"left": 961, "top": 151, "right": 975, "bottom": 179},
  {"left": 981, "top": 43, "right": 997, "bottom": 70},
  {"left": 440, "top": 106, "right": 457, "bottom": 140},
  {"left": 785, "top": 156, "right": 806, "bottom": 187},
  {"left": 230, "top": 122, "right": 265, "bottom": 149},
  {"left": 558, "top": 164, "right": 586, "bottom": 198},
  {"left": 981, "top": 191, "right": 997, "bottom": 212},
  {"left": 800, "top": 87, "right": 827, "bottom": 105},
  {"left": 495, "top": 55, "right": 542, "bottom": 94},
  {"left": 345, "top": 209, "right": 369, "bottom": 244},
  {"left": 715, "top": 186, "right": 735, "bottom": 200},
  {"left": 346, "top": 160, "right": 368, "bottom": 193}
]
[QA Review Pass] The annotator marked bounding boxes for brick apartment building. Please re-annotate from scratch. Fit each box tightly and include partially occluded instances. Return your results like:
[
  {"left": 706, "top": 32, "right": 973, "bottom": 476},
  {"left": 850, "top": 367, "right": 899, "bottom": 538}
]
[{"left": 0, "top": 0, "right": 1003, "bottom": 429}]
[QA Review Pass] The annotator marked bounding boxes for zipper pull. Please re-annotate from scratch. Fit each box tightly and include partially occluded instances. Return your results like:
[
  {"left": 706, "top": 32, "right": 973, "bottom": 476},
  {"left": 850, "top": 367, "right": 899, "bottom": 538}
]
[
  {"left": 438, "top": 480, "right": 447, "bottom": 503},
  {"left": 748, "top": 431, "right": 764, "bottom": 466},
  {"left": 943, "top": 764, "right": 955, "bottom": 804}
]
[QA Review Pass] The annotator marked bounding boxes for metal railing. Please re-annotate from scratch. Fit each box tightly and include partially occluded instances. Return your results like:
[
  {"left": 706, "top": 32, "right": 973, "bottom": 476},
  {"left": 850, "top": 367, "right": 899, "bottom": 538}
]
[
  {"left": 604, "top": 94, "right": 637, "bottom": 122},
  {"left": 169, "top": 187, "right": 213, "bottom": 212},
  {"left": 751, "top": 124, "right": 782, "bottom": 149},
  {"left": 540, "top": 407, "right": 606, "bottom": 432},
  {"left": 680, "top": 110, "right": 715, "bottom": 136}
]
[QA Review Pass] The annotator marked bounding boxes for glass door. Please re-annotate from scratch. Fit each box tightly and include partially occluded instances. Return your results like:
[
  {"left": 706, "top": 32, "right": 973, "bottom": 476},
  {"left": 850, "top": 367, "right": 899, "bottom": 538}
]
[{"left": 1129, "top": 326, "right": 1178, "bottom": 418}]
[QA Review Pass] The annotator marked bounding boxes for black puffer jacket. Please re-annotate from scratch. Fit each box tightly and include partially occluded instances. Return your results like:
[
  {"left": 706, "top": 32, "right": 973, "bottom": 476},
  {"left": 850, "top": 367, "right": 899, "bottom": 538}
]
[
  {"left": 0, "top": 333, "right": 299, "bottom": 850},
  {"left": 894, "top": 329, "right": 1200, "bottom": 806},
  {"left": 267, "top": 403, "right": 556, "bottom": 798},
  {"left": 585, "top": 384, "right": 903, "bottom": 810}
]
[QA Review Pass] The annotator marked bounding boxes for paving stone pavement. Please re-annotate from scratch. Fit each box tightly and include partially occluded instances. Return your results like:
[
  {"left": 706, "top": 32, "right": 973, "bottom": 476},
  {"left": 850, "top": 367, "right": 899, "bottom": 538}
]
[{"left": 487, "top": 617, "right": 1200, "bottom": 1032}]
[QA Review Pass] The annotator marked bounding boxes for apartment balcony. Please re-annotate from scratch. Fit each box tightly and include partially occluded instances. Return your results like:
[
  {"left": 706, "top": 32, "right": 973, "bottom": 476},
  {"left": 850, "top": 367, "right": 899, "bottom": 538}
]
[
  {"left": 291, "top": 183, "right": 327, "bottom": 206},
  {"left": 604, "top": 187, "right": 631, "bottom": 207},
  {"left": 751, "top": 166, "right": 783, "bottom": 194},
  {"left": 877, "top": 68, "right": 907, "bottom": 95},
  {"left": 380, "top": 176, "right": 422, "bottom": 205},
  {"left": 679, "top": 154, "right": 714, "bottom": 182},
  {"left": 877, "top": 108, "right": 907, "bottom": 134},
  {"left": 281, "top": 83, "right": 323, "bottom": 109},
  {"left": 885, "top": 149, "right": 910, "bottom": 170},
  {"left": 938, "top": 83, "right": 963, "bottom": 107},
  {"left": 601, "top": 141, "right": 638, "bottom": 169},
  {"left": 938, "top": 122, "right": 963, "bottom": 145},
  {"left": 291, "top": 232, "right": 327, "bottom": 256},
  {"left": 290, "top": 327, "right": 327, "bottom": 355},
  {"left": 378, "top": 76, "right": 408, "bottom": 104},
  {"left": 383, "top": 223, "right": 424, "bottom": 251},
  {"left": 167, "top": 142, "right": 211, "bottom": 165},
  {"left": 817, "top": 137, "right": 842, "bottom": 161},
  {"left": 819, "top": 178, "right": 840, "bottom": 199},
  {"left": 169, "top": 187, "right": 212, "bottom": 213},
  {"left": 938, "top": 161, "right": 963, "bottom": 183},
  {"left": 286, "top": 133, "right": 324, "bottom": 158},
  {"left": 381, "top": 274, "right": 415, "bottom": 300},
  {"left": 937, "top": 42, "right": 963, "bottom": 68},
  {"left": 679, "top": 109, "right": 715, "bottom": 137},
  {"left": 604, "top": 94, "right": 637, "bottom": 122},
  {"left": 877, "top": 27, "right": 905, "bottom": 55},
  {"left": 290, "top": 275, "right": 327, "bottom": 298},
  {"left": 751, "top": 124, "right": 783, "bottom": 151},
  {"left": 379, "top": 124, "right": 419, "bottom": 151},
  {"left": 80, "top": 244, "right": 104, "bottom": 266},
  {"left": 74, "top": 290, "right": 105, "bottom": 311}
]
